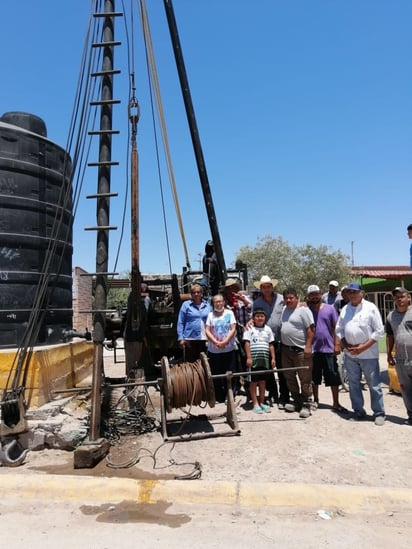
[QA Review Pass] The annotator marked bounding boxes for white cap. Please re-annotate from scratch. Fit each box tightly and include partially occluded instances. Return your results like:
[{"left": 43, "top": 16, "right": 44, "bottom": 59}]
[
  {"left": 329, "top": 280, "right": 339, "bottom": 287},
  {"left": 307, "top": 284, "right": 321, "bottom": 294}
]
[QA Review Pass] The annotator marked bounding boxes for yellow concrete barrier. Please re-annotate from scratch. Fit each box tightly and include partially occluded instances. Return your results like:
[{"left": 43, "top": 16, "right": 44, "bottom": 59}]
[{"left": 0, "top": 339, "right": 93, "bottom": 407}]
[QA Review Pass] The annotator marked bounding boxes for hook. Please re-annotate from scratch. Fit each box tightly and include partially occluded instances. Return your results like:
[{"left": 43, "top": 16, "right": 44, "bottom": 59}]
[{"left": 0, "top": 439, "right": 29, "bottom": 467}]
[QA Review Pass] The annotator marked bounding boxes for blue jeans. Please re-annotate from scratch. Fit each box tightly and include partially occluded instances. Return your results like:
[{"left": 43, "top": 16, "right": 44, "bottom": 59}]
[{"left": 344, "top": 354, "right": 385, "bottom": 417}]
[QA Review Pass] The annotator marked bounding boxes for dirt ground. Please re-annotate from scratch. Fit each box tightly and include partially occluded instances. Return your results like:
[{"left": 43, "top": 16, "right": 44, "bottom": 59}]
[
  {"left": 2, "top": 353, "right": 412, "bottom": 548},
  {"left": 7, "top": 354, "right": 412, "bottom": 490}
]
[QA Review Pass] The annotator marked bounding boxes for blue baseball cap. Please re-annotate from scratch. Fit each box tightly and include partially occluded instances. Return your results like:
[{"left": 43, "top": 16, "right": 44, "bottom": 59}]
[{"left": 347, "top": 282, "right": 362, "bottom": 291}]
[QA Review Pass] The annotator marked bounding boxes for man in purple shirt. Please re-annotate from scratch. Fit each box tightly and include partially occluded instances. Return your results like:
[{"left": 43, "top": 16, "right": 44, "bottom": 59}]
[{"left": 307, "top": 285, "right": 348, "bottom": 414}]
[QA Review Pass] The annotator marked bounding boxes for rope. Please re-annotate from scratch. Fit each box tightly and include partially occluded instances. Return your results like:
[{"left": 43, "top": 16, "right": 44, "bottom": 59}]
[{"left": 138, "top": 0, "right": 192, "bottom": 271}]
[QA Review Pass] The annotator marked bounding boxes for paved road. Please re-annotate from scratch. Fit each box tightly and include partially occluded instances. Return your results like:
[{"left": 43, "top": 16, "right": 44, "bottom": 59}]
[{"left": 2, "top": 473, "right": 412, "bottom": 548}]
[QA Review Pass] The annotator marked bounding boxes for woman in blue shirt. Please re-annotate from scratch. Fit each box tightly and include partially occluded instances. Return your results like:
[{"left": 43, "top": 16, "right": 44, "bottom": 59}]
[{"left": 177, "top": 284, "right": 211, "bottom": 362}]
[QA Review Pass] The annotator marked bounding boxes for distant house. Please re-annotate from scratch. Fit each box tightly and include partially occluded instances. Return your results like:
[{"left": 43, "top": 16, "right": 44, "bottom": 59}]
[
  {"left": 350, "top": 265, "right": 412, "bottom": 322},
  {"left": 351, "top": 265, "right": 411, "bottom": 290}
]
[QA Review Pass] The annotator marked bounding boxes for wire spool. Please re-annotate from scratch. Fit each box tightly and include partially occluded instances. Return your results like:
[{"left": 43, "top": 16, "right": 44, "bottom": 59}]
[{"left": 160, "top": 354, "right": 215, "bottom": 413}]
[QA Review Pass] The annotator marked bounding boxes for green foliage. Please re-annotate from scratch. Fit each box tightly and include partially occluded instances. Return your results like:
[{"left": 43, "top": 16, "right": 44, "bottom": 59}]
[
  {"left": 107, "top": 287, "right": 129, "bottom": 310},
  {"left": 106, "top": 270, "right": 130, "bottom": 310},
  {"left": 236, "top": 235, "right": 351, "bottom": 297}
]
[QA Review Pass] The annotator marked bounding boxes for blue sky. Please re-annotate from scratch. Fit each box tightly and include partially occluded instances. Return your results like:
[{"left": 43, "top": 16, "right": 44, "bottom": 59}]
[{"left": 2, "top": 1, "right": 411, "bottom": 276}]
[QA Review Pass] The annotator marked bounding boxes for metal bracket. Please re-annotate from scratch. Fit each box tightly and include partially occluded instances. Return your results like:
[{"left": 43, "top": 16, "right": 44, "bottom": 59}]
[{"left": 0, "top": 390, "right": 28, "bottom": 437}]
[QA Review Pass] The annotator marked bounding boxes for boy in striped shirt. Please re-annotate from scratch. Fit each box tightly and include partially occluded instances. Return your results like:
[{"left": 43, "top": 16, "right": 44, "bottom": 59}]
[{"left": 243, "top": 308, "right": 276, "bottom": 413}]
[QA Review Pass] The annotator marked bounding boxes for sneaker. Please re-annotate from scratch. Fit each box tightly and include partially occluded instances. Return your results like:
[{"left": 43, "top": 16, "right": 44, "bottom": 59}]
[
  {"left": 299, "top": 406, "right": 311, "bottom": 419},
  {"left": 309, "top": 400, "right": 318, "bottom": 411},
  {"left": 374, "top": 415, "right": 386, "bottom": 426},
  {"left": 284, "top": 403, "right": 297, "bottom": 413},
  {"left": 260, "top": 404, "right": 271, "bottom": 413},
  {"left": 252, "top": 405, "right": 263, "bottom": 414},
  {"left": 277, "top": 402, "right": 285, "bottom": 410}
]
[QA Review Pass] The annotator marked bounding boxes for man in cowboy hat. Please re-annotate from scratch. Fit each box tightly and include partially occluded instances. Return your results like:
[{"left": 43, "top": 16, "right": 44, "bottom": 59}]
[
  {"left": 251, "top": 275, "right": 290, "bottom": 407},
  {"left": 224, "top": 278, "right": 252, "bottom": 394},
  {"left": 224, "top": 278, "right": 252, "bottom": 341}
]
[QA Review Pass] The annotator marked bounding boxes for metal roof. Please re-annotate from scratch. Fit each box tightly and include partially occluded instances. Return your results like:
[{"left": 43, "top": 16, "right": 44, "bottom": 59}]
[{"left": 351, "top": 266, "right": 412, "bottom": 279}]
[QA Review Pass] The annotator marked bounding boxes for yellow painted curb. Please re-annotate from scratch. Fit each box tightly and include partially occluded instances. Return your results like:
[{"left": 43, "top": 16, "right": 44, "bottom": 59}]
[
  {"left": 238, "top": 482, "right": 412, "bottom": 513},
  {"left": 2, "top": 474, "right": 412, "bottom": 513}
]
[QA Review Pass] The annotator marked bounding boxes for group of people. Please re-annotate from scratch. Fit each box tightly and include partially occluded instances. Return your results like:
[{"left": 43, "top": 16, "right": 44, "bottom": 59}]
[
  {"left": 177, "top": 279, "right": 251, "bottom": 403},
  {"left": 177, "top": 274, "right": 412, "bottom": 428}
]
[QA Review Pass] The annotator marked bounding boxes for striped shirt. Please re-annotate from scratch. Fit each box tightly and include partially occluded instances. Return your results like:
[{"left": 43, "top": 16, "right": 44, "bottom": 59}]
[{"left": 243, "top": 325, "right": 274, "bottom": 370}]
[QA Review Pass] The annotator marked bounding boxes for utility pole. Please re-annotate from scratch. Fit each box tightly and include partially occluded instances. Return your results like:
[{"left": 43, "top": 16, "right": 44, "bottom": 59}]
[{"left": 74, "top": 0, "right": 119, "bottom": 468}]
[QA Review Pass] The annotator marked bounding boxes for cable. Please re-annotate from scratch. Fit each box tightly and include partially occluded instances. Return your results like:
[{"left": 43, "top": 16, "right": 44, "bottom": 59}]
[
  {"left": 105, "top": 437, "right": 202, "bottom": 479},
  {"left": 109, "top": 0, "right": 133, "bottom": 279},
  {"left": 139, "top": 0, "right": 192, "bottom": 272},
  {"left": 169, "top": 361, "right": 209, "bottom": 408},
  {"left": 2, "top": 1, "right": 104, "bottom": 400}
]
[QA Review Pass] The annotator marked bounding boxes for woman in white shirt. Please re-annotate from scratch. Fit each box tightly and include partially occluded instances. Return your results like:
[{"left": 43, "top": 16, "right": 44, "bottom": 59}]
[{"left": 205, "top": 294, "right": 237, "bottom": 403}]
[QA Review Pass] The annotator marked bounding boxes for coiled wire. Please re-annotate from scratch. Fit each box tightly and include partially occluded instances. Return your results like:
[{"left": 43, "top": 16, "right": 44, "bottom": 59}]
[{"left": 169, "top": 361, "right": 209, "bottom": 409}]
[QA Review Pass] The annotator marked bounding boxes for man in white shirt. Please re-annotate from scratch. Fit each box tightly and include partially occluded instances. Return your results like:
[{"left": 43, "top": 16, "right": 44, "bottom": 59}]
[
  {"left": 335, "top": 282, "right": 386, "bottom": 425},
  {"left": 321, "top": 280, "right": 341, "bottom": 306}
]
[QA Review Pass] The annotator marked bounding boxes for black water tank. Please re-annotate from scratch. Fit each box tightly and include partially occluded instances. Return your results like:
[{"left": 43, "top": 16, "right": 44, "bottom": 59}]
[{"left": 0, "top": 112, "right": 73, "bottom": 348}]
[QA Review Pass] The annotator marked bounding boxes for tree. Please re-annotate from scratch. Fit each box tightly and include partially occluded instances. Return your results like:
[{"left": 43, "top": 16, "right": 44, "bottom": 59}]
[
  {"left": 106, "top": 270, "right": 130, "bottom": 310},
  {"left": 107, "top": 286, "right": 129, "bottom": 310},
  {"left": 236, "top": 235, "right": 351, "bottom": 297}
]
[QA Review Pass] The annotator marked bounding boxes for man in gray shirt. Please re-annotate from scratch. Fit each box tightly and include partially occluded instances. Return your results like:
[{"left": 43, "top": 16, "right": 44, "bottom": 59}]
[
  {"left": 280, "top": 287, "right": 315, "bottom": 418},
  {"left": 386, "top": 287, "right": 412, "bottom": 425}
]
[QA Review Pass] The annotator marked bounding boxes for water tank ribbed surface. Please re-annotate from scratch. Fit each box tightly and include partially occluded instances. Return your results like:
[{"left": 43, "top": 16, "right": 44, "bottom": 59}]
[{"left": 0, "top": 112, "right": 73, "bottom": 348}]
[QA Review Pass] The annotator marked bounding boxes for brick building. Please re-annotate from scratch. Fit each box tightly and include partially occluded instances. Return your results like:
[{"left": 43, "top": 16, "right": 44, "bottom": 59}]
[{"left": 72, "top": 266, "right": 93, "bottom": 333}]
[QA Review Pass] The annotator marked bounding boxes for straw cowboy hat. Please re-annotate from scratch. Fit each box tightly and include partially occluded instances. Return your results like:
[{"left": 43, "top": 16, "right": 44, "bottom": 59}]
[
  {"left": 224, "top": 278, "right": 241, "bottom": 289},
  {"left": 253, "top": 275, "right": 279, "bottom": 289}
]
